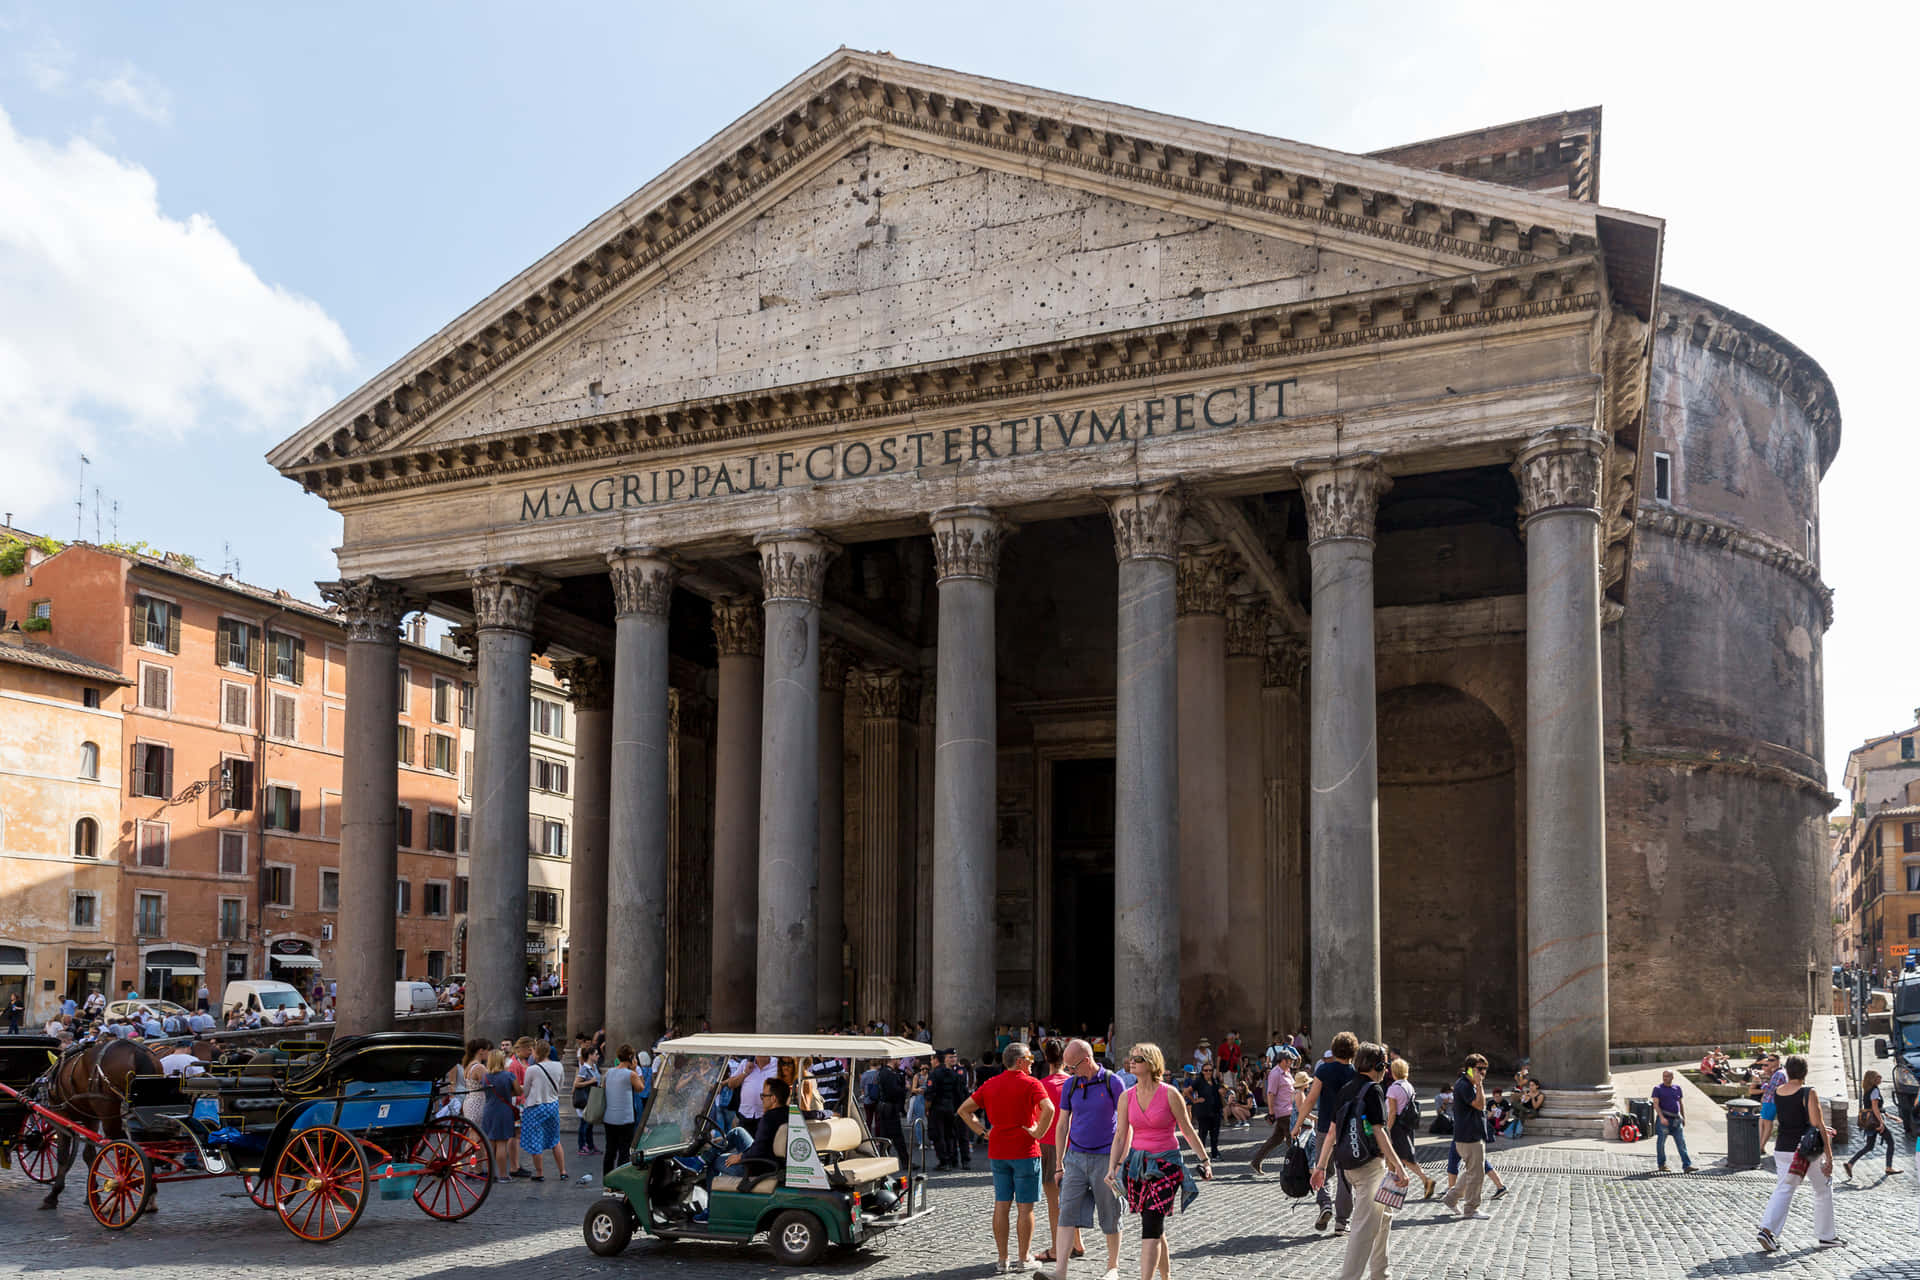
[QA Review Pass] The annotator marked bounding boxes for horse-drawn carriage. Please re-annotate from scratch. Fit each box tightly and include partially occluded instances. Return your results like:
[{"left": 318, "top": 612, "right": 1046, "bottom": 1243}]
[
  {"left": 0, "top": 1034, "right": 61, "bottom": 1183},
  {"left": 0, "top": 1031, "right": 492, "bottom": 1242}
]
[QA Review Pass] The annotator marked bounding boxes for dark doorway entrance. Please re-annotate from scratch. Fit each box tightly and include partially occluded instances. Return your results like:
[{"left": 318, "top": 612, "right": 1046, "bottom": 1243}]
[{"left": 1051, "top": 757, "right": 1115, "bottom": 1035}]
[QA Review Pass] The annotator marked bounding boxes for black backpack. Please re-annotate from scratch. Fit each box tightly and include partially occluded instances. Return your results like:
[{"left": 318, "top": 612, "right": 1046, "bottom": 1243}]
[
  {"left": 1279, "top": 1133, "right": 1312, "bottom": 1199},
  {"left": 1332, "top": 1082, "right": 1382, "bottom": 1171},
  {"left": 1393, "top": 1087, "right": 1422, "bottom": 1133}
]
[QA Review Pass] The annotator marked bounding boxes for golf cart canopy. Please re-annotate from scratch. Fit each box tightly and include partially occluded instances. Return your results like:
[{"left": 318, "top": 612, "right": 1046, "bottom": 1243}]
[{"left": 655, "top": 1034, "right": 931, "bottom": 1059}]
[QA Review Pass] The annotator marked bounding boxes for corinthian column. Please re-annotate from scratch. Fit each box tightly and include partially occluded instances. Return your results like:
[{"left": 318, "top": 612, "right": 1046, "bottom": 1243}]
[
  {"left": 856, "top": 668, "right": 916, "bottom": 1024},
  {"left": 1293, "top": 454, "right": 1389, "bottom": 1044},
  {"left": 605, "top": 548, "right": 677, "bottom": 1051},
  {"left": 1516, "top": 426, "right": 1614, "bottom": 1132},
  {"left": 1262, "top": 635, "right": 1309, "bottom": 1036},
  {"left": 553, "top": 657, "right": 610, "bottom": 1044},
  {"left": 929, "top": 505, "right": 1007, "bottom": 1057},
  {"left": 710, "top": 596, "right": 763, "bottom": 1031},
  {"left": 1176, "top": 543, "right": 1233, "bottom": 1052},
  {"left": 319, "top": 576, "right": 411, "bottom": 1035},
  {"left": 754, "top": 530, "right": 839, "bottom": 1031},
  {"left": 1224, "top": 594, "right": 1270, "bottom": 1041},
  {"left": 465, "top": 565, "right": 551, "bottom": 1044},
  {"left": 1100, "top": 483, "right": 1182, "bottom": 1054},
  {"left": 817, "top": 639, "right": 851, "bottom": 1027}
]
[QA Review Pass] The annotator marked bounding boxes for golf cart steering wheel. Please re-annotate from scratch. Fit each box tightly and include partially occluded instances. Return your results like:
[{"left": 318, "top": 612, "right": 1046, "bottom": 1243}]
[{"left": 692, "top": 1111, "right": 722, "bottom": 1147}]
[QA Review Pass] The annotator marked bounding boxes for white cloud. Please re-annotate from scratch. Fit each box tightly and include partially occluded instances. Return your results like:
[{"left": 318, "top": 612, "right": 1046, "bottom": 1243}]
[
  {"left": 0, "top": 106, "right": 353, "bottom": 530},
  {"left": 85, "top": 65, "right": 171, "bottom": 124}
]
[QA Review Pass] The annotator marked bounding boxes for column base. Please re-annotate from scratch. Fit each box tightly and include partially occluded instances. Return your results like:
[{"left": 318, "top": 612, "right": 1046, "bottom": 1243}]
[{"left": 1527, "top": 1082, "right": 1618, "bottom": 1138}]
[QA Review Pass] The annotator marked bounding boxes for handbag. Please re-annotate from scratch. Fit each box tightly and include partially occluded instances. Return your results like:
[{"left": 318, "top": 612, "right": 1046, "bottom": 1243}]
[
  {"left": 584, "top": 1082, "right": 607, "bottom": 1125},
  {"left": 1787, "top": 1124, "right": 1823, "bottom": 1179}
]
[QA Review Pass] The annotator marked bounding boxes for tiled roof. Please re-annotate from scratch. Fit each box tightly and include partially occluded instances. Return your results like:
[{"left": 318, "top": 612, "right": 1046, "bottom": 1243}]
[{"left": 0, "top": 636, "right": 132, "bottom": 684}]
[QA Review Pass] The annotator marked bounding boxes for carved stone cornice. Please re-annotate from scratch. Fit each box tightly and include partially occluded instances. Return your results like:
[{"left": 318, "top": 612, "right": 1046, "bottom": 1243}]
[
  {"left": 1099, "top": 482, "right": 1183, "bottom": 563},
  {"left": 1263, "top": 633, "right": 1308, "bottom": 690},
  {"left": 1175, "top": 544, "right": 1233, "bottom": 616},
  {"left": 1226, "top": 594, "right": 1270, "bottom": 657},
  {"left": 820, "top": 637, "right": 853, "bottom": 692},
  {"left": 607, "top": 546, "right": 679, "bottom": 617},
  {"left": 280, "top": 56, "right": 1603, "bottom": 482},
  {"left": 468, "top": 565, "right": 551, "bottom": 634},
  {"left": 755, "top": 529, "right": 837, "bottom": 606},
  {"left": 551, "top": 656, "right": 610, "bottom": 710},
  {"left": 712, "top": 595, "right": 763, "bottom": 657},
  {"left": 854, "top": 667, "right": 917, "bottom": 720},
  {"left": 318, "top": 576, "right": 414, "bottom": 644},
  {"left": 1514, "top": 426, "right": 1607, "bottom": 522},
  {"left": 929, "top": 505, "right": 1010, "bottom": 585},
  {"left": 1294, "top": 454, "right": 1391, "bottom": 546},
  {"left": 287, "top": 259, "right": 1604, "bottom": 502},
  {"left": 1636, "top": 506, "right": 1835, "bottom": 630}
]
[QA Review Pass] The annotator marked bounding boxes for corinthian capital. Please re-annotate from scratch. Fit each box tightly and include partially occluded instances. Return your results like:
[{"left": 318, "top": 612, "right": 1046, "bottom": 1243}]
[
  {"left": 820, "top": 637, "right": 854, "bottom": 691},
  {"left": 712, "top": 595, "right": 763, "bottom": 657},
  {"left": 607, "top": 546, "right": 678, "bottom": 617},
  {"left": 1175, "top": 544, "right": 1234, "bottom": 617},
  {"left": 468, "top": 565, "right": 551, "bottom": 634},
  {"left": 854, "top": 667, "right": 917, "bottom": 720},
  {"left": 319, "top": 576, "right": 413, "bottom": 644},
  {"left": 1099, "top": 482, "right": 1183, "bottom": 563},
  {"left": 1226, "top": 594, "right": 1270, "bottom": 657},
  {"left": 929, "top": 505, "right": 1011, "bottom": 585},
  {"left": 1514, "top": 426, "right": 1608, "bottom": 522},
  {"left": 1263, "top": 633, "right": 1308, "bottom": 690},
  {"left": 1294, "top": 455, "right": 1391, "bottom": 546},
  {"left": 755, "top": 529, "right": 838, "bottom": 605},
  {"left": 551, "top": 656, "right": 610, "bottom": 710}
]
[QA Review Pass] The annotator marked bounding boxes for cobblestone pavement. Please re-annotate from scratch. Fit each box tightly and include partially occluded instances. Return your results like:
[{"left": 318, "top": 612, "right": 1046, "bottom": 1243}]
[{"left": 3, "top": 1124, "right": 1914, "bottom": 1279}]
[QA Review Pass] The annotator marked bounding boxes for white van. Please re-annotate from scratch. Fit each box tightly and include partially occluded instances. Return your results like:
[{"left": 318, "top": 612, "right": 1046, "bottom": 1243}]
[
  {"left": 395, "top": 980, "right": 438, "bottom": 1016},
  {"left": 221, "top": 979, "right": 312, "bottom": 1024}
]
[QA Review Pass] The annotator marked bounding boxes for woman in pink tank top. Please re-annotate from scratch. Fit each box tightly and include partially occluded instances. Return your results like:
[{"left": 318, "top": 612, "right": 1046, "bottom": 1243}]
[{"left": 1105, "top": 1043, "right": 1211, "bottom": 1280}]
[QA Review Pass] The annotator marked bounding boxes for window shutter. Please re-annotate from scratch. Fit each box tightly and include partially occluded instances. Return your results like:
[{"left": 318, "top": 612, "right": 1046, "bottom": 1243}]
[
  {"left": 554, "top": 762, "right": 569, "bottom": 795},
  {"left": 397, "top": 805, "right": 413, "bottom": 848},
  {"left": 130, "top": 601, "right": 145, "bottom": 647},
  {"left": 529, "top": 813, "right": 542, "bottom": 853},
  {"left": 165, "top": 605, "right": 181, "bottom": 654},
  {"left": 160, "top": 747, "right": 173, "bottom": 798},
  {"left": 248, "top": 625, "right": 263, "bottom": 673},
  {"left": 215, "top": 618, "right": 231, "bottom": 665},
  {"left": 292, "top": 636, "right": 306, "bottom": 686},
  {"left": 288, "top": 789, "right": 302, "bottom": 833},
  {"left": 234, "top": 760, "right": 254, "bottom": 811},
  {"left": 130, "top": 744, "right": 145, "bottom": 797}
]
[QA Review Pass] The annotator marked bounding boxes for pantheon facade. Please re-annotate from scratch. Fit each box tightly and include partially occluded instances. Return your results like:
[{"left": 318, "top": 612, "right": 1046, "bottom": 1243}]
[{"left": 272, "top": 52, "right": 1836, "bottom": 1132}]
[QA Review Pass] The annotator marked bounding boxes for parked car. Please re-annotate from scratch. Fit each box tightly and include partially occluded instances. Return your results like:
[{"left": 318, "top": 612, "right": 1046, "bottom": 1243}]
[
  {"left": 395, "top": 980, "right": 439, "bottom": 1016},
  {"left": 221, "top": 979, "right": 313, "bottom": 1023},
  {"left": 103, "top": 998, "right": 192, "bottom": 1024}
]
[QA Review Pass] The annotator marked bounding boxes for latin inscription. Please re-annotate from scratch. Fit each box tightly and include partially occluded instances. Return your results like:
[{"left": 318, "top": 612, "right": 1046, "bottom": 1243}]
[{"left": 517, "top": 379, "right": 1297, "bottom": 522}]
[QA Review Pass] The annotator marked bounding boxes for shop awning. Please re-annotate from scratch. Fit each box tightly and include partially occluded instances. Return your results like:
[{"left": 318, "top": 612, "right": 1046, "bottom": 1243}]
[
  {"left": 148, "top": 963, "right": 205, "bottom": 976},
  {"left": 271, "top": 955, "right": 321, "bottom": 969},
  {"left": 0, "top": 964, "right": 30, "bottom": 977}
]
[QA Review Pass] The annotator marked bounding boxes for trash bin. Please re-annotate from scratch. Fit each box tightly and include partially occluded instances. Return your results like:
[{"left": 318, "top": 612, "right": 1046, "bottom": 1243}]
[
  {"left": 1726, "top": 1099, "right": 1762, "bottom": 1170},
  {"left": 1627, "top": 1098, "right": 1654, "bottom": 1138}
]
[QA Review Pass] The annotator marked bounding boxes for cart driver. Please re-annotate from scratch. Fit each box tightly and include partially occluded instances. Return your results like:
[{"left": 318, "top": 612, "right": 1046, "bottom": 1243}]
[{"left": 703, "top": 1076, "right": 792, "bottom": 1183}]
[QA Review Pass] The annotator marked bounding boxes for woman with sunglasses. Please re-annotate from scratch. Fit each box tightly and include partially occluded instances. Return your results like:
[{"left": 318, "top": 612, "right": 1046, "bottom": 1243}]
[{"left": 1105, "top": 1044, "right": 1211, "bottom": 1280}]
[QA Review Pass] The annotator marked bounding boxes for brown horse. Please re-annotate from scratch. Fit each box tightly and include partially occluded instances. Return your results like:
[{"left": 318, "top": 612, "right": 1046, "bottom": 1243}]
[{"left": 39, "top": 1037, "right": 161, "bottom": 1211}]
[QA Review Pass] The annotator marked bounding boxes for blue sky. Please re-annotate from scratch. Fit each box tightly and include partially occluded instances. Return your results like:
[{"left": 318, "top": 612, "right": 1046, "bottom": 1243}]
[{"left": 0, "top": 1, "right": 1901, "bottom": 792}]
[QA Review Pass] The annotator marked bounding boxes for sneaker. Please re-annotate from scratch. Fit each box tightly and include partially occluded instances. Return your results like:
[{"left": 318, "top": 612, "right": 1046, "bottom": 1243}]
[
  {"left": 1101, "top": 1270, "right": 1120, "bottom": 1280},
  {"left": 531, "top": 1175, "right": 545, "bottom": 1182},
  {"left": 1842, "top": 1163, "right": 1854, "bottom": 1181},
  {"left": 994, "top": 1262, "right": 1013, "bottom": 1275},
  {"left": 1333, "top": 1221, "right": 1349, "bottom": 1236},
  {"left": 509, "top": 1169, "right": 531, "bottom": 1179},
  {"left": 1462, "top": 1211, "right": 1491, "bottom": 1221},
  {"left": 578, "top": 1174, "right": 593, "bottom": 1184},
  {"left": 1816, "top": 1237, "right": 1844, "bottom": 1249},
  {"left": 1756, "top": 1228, "right": 1778, "bottom": 1253},
  {"left": 1492, "top": 1185, "right": 1508, "bottom": 1199},
  {"left": 1656, "top": 1164, "right": 1667, "bottom": 1173},
  {"left": 1315, "top": 1208, "right": 1332, "bottom": 1231}
]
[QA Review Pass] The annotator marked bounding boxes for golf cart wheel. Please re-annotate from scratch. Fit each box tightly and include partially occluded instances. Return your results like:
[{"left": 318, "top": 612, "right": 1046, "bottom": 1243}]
[
  {"left": 583, "top": 1198, "right": 634, "bottom": 1256},
  {"left": 768, "top": 1209, "right": 828, "bottom": 1265},
  {"left": 86, "top": 1140, "right": 155, "bottom": 1230}
]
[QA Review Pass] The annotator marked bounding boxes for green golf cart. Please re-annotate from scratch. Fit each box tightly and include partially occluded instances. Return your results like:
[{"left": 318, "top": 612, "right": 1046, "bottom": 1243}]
[{"left": 582, "top": 1033, "right": 933, "bottom": 1265}]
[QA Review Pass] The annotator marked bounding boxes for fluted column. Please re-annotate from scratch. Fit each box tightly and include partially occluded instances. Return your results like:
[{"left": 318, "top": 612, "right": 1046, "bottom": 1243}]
[
  {"left": 319, "top": 576, "right": 410, "bottom": 1036},
  {"left": 754, "top": 530, "right": 839, "bottom": 1031},
  {"left": 605, "top": 549, "right": 677, "bottom": 1051},
  {"left": 816, "top": 640, "right": 851, "bottom": 1027},
  {"left": 1176, "top": 543, "right": 1233, "bottom": 1054},
  {"left": 930, "top": 505, "right": 1008, "bottom": 1057},
  {"left": 464, "top": 565, "right": 551, "bottom": 1044},
  {"left": 1100, "top": 483, "right": 1182, "bottom": 1055},
  {"left": 710, "top": 597, "right": 763, "bottom": 1031},
  {"left": 1261, "top": 635, "right": 1309, "bottom": 1036},
  {"left": 1516, "top": 426, "right": 1614, "bottom": 1130},
  {"left": 856, "top": 668, "right": 916, "bottom": 1024},
  {"left": 554, "top": 657, "right": 611, "bottom": 1043},
  {"left": 665, "top": 688, "right": 714, "bottom": 1032},
  {"left": 1294, "top": 455, "right": 1390, "bottom": 1044},
  {"left": 1224, "top": 595, "right": 1270, "bottom": 1043}
]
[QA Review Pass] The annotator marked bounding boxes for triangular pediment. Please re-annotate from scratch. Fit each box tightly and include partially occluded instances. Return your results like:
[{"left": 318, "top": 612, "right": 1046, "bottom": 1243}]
[{"left": 271, "top": 48, "right": 1653, "bottom": 474}]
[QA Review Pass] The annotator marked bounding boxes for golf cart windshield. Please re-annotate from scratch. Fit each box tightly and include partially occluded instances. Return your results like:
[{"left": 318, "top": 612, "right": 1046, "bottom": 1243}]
[{"left": 639, "top": 1054, "right": 726, "bottom": 1155}]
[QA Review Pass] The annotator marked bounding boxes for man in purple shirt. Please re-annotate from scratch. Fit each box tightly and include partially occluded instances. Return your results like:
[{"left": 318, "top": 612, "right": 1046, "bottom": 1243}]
[
  {"left": 1650, "top": 1070, "right": 1695, "bottom": 1174},
  {"left": 1049, "top": 1038, "right": 1123, "bottom": 1280}
]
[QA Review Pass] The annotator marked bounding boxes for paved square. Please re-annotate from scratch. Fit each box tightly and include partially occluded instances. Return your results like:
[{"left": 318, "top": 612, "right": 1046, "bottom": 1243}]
[{"left": 4, "top": 1122, "right": 1913, "bottom": 1279}]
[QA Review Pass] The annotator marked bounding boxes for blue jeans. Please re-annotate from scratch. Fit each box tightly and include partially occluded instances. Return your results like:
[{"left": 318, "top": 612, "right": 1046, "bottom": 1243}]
[
  {"left": 1654, "top": 1115, "right": 1692, "bottom": 1170},
  {"left": 1507, "top": 1116, "right": 1523, "bottom": 1138},
  {"left": 704, "top": 1126, "right": 756, "bottom": 1180}
]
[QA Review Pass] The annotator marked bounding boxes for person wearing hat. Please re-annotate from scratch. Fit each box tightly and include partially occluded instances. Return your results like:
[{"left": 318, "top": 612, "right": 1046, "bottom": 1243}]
[
  {"left": 1248, "top": 1043, "right": 1300, "bottom": 1176},
  {"left": 1192, "top": 1038, "right": 1214, "bottom": 1072},
  {"left": 926, "top": 1048, "right": 972, "bottom": 1171}
]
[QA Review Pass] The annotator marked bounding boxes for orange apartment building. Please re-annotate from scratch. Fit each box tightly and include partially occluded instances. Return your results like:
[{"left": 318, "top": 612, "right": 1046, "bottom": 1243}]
[
  {"left": 1837, "top": 719, "right": 1920, "bottom": 977},
  {"left": 0, "top": 536, "right": 467, "bottom": 1006}
]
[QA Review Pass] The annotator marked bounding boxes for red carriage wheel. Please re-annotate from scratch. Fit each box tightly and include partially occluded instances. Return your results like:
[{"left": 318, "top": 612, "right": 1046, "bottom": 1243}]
[
  {"left": 272, "top": 1126, "right": 368, "bottom": 1243},
  {"left": 17, "top": 1111, "right": 58, "bottom": 1184},
  {"left": 86, "top": 1140, "right": 155, "bottom": 1230},
  {"left": 409, "top": 1117, "right": 493, "bottom": 1221},
  {"left": 243, "top": 1173, "right": 276, "bottom": 1210}
]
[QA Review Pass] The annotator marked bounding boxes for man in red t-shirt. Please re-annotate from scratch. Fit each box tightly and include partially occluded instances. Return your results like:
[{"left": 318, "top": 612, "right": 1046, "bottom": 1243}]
[{"left": 960, "top": 1042, "right": 1057, "bottom": 1273}]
